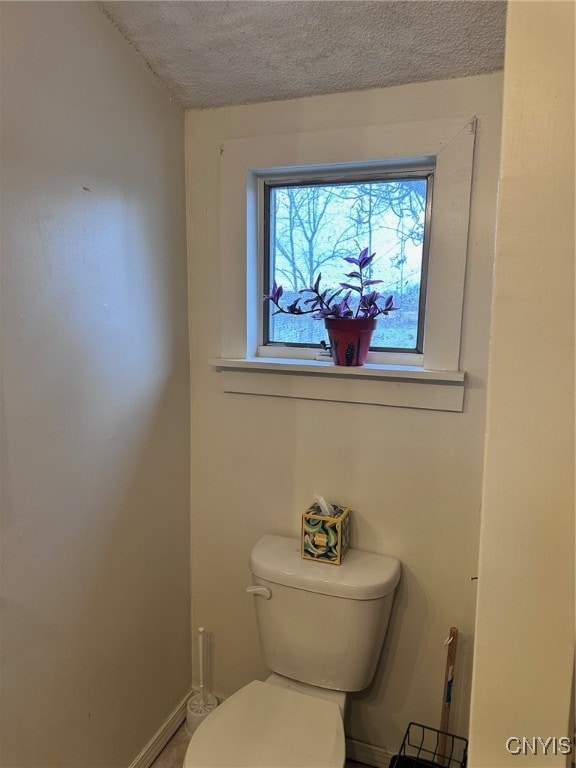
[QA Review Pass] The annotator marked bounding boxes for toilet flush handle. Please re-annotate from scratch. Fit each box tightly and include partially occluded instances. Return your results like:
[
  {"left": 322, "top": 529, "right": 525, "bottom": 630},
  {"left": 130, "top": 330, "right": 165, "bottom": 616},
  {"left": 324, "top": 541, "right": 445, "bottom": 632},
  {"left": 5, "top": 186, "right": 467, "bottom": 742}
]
[{"left": 246, "top": 586, "right": 272, "bottom": 599}]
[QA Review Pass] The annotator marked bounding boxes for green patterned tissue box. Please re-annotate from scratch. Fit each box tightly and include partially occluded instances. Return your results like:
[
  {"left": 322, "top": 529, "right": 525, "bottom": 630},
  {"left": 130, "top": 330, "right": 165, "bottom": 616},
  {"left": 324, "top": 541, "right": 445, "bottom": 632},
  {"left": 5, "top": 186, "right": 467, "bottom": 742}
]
[{"left": 301, "top": 503, "right": 351, "bottom": 565}]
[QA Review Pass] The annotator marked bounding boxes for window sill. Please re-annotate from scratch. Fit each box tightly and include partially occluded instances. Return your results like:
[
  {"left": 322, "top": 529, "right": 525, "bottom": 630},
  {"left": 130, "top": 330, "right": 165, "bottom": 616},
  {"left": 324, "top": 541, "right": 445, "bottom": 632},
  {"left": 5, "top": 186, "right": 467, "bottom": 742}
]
[{"left": 210, "top": 357, "right": 465, "bottom": 411}]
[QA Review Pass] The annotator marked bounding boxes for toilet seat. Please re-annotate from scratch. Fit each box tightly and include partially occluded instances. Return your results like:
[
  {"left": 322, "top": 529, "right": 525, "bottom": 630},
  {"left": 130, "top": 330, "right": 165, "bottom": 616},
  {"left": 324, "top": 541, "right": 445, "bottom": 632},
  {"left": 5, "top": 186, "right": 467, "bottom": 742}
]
[{"left": 183, "top": 680, "right": 345, "bottom": 768}]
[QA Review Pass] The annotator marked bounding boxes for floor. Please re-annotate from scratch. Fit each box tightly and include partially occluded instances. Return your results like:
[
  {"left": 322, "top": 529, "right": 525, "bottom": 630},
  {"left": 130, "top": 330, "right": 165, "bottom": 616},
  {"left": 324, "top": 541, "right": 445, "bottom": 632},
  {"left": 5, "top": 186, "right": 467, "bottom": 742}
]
[
  {"left": 151, "top": 725, "right": 191, "bottom": 768},
  {"left": 151, "top": 723, "right": 368, "bottom": 768}
]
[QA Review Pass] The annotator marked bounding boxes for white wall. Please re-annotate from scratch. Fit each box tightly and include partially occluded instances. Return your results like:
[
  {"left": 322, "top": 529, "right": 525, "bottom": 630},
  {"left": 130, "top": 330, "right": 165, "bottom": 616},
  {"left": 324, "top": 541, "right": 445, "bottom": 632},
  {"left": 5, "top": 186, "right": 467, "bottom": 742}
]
[
  {"left": 0, "top": 4, "right": 190, "bottom": 767},
  {"left": 185, "top": 73, "right": 503, "bottom": 754},
  {"left": 469, "top": 3, "right": 575, "bottom": 765}
]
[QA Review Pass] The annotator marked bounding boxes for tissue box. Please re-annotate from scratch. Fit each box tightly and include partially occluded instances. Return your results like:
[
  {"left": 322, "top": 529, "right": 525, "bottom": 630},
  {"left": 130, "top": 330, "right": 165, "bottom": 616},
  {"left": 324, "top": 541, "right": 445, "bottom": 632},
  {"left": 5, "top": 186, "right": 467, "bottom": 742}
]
[{"left": 301, "top": 503, "right": 351, "bottom": 565}]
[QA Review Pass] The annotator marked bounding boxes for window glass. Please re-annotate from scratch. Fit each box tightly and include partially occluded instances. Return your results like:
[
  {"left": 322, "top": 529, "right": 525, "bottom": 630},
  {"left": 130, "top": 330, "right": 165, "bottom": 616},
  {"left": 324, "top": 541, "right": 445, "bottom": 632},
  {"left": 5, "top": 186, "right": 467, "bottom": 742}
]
[{"left": 264, "top": 176, "right": 429, "bottom": 352}]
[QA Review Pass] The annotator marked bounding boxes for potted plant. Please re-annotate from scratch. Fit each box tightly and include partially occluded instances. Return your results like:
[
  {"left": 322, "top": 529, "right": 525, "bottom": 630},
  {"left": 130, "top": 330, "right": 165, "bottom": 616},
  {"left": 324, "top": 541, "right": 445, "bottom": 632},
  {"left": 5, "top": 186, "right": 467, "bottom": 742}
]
[{"left": 264, "top": 247, "right": 396, "bottom": 366}]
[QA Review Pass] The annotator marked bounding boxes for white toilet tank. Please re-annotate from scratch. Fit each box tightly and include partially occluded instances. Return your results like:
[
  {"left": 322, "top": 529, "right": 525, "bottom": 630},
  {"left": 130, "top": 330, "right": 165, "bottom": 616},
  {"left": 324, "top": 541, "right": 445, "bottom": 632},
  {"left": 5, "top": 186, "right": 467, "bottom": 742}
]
[{"left": 249, "top": 535, "right": 401, "bottom": 692}]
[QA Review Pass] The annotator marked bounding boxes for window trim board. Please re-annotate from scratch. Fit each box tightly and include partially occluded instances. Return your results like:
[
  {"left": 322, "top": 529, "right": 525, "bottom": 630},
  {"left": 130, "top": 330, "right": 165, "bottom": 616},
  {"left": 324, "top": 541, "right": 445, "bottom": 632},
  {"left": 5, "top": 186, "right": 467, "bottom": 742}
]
[
  {"left": 216, "top": 116, "right": 476, "bottom": 410},
  {"left": 210, "top": 358, "right": 465, "bottom": 412}
]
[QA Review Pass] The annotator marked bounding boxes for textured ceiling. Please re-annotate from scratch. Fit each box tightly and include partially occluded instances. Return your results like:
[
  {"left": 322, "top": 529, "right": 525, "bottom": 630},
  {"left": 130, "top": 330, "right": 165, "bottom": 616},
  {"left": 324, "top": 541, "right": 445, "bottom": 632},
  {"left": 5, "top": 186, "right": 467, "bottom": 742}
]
[{"left": 100, "top": 1, "right": 507, "bottom": 109}]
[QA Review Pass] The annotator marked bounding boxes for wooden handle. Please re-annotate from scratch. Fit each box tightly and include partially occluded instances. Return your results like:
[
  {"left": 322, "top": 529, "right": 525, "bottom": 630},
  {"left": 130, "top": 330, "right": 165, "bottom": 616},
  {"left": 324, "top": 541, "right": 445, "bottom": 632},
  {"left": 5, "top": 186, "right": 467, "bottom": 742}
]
[{"left": 438, "top": 627, "right": 458, "bottom": 764}]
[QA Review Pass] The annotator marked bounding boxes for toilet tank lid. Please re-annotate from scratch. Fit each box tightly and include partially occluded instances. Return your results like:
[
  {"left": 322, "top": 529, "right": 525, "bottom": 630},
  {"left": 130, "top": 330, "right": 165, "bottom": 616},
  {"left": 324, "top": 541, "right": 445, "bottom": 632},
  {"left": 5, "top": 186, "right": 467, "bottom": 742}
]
[{"left": 250, "top": 535, "right": 401, "bottom": 600}]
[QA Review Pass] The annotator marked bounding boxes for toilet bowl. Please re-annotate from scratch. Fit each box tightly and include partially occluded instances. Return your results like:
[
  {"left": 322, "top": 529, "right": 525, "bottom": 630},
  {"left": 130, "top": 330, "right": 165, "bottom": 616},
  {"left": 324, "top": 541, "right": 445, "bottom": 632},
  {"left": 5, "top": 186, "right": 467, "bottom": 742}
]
[
  {"left": 183, "top": 680, "right": 345, "bottom": 768},
  {"left": 183, "top": 535, "right": 401, "bottom": 768}
]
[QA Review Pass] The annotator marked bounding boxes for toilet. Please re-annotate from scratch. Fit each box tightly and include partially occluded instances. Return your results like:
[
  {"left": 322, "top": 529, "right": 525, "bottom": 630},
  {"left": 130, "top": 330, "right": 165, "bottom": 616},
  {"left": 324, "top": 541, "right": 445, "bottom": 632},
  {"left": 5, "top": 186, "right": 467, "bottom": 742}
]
[{"left": 184, "top": 534, "right": 401, "bottom": 768}]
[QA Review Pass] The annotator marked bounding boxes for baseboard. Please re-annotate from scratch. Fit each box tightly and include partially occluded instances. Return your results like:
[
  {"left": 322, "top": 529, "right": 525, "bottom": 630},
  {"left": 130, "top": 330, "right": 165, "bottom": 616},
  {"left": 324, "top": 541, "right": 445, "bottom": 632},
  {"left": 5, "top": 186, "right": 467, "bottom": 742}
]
[
  {"left": 346, "top": 736, "right": 395, "bottom": 768},
  {"left": 129, "top": 689, "right": 193, "bottom": 768}
]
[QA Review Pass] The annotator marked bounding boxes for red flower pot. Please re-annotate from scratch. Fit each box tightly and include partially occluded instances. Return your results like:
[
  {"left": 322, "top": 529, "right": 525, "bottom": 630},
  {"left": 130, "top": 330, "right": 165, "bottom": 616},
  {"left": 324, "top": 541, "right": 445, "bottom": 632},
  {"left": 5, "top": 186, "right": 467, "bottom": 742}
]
[{"left": 324, "top": 318, "right": 376, "bottom": 366}]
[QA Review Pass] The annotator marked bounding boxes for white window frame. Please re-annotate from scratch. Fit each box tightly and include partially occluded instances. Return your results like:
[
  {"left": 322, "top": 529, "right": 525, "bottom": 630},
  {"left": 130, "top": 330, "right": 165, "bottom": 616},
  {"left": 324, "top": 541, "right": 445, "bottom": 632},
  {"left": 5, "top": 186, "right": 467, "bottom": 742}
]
[
  {"left": 211, "top": 116, "right": 477, "bottom": 412},
  {"left": 257, "top": 164, "right": 434, "bottom": 366}
]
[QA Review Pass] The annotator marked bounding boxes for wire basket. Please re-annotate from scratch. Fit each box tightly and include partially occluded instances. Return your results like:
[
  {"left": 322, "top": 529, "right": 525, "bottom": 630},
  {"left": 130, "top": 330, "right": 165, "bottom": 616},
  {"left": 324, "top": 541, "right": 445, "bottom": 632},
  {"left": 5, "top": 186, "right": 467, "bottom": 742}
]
[{"left": 390, "top": 722, "right": 468, "bottom": 768}]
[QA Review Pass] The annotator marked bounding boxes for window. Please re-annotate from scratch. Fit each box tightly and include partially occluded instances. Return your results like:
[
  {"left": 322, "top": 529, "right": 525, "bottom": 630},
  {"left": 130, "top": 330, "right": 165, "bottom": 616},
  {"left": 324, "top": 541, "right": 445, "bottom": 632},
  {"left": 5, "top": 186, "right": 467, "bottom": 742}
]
[
  {"left": 262, "top": 171, "right": 432, "bottom": 358},
  {"left": 213, "top": 116, "right": 476, "bottom": 411}
]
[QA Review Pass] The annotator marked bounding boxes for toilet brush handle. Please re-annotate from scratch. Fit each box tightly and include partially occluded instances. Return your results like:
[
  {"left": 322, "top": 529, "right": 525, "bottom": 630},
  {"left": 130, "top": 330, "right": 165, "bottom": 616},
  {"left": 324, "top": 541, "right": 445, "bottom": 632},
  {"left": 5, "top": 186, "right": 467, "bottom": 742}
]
[{"left": 198, "top": 627, "right": 206, "bottom": 707}]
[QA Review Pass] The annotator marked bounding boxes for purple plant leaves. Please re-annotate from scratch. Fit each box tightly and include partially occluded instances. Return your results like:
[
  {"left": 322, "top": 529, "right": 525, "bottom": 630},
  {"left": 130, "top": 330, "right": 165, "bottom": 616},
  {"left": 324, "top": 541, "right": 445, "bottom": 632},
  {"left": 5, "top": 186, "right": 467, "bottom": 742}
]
[
  {"left": 286, "top": 299, "right": 303, "bottom": 314},
  {"left": 263, "top": 250, "right": 396, "bottom": 320},
  {"left": 263, "top": 281, "right": 283, "bottom": 304},
  {"left": 358, "top": 251, "right": 376, "bottom": 269}
]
